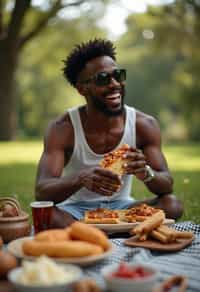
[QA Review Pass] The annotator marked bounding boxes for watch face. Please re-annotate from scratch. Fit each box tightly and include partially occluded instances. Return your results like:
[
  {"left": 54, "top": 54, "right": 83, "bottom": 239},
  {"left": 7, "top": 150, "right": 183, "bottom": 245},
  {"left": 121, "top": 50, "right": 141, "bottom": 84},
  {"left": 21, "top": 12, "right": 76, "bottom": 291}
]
[{"left": 144, "top": 165, "right": 155, "bottom": 182}]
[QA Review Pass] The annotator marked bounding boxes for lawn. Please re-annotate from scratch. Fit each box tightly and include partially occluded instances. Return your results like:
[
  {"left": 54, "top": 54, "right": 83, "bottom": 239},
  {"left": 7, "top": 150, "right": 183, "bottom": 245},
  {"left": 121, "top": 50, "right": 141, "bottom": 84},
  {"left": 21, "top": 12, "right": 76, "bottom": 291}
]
[{"left": 0, "top": 141, "right": 200, "bottom": 223}]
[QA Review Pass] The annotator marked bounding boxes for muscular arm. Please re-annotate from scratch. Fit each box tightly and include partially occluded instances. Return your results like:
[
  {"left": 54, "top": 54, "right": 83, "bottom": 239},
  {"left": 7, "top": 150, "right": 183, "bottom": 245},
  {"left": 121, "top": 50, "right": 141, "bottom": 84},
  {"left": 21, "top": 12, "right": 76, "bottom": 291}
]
[
  {"left": 35, "top": 113, "right": 122, "bottom": 203},
  {"left": 136, "top": 112, "right": 173, "bottom": 196},
  {"left": 35, "top": 115, "right": 82, "bottom": 203}
]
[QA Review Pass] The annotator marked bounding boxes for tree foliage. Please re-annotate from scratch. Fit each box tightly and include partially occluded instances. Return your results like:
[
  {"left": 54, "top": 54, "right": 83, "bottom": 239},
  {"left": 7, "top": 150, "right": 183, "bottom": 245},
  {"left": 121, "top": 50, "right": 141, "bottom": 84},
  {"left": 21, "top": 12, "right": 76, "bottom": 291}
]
[
  {"left": 0, "top": 0, "right": 109, "bottom": 140},
  {"left": 146, "top": 0, "right": 200, "bottom": 140},
  {"left": 116, "top": 0, "right": 200, "bottom": 141}
]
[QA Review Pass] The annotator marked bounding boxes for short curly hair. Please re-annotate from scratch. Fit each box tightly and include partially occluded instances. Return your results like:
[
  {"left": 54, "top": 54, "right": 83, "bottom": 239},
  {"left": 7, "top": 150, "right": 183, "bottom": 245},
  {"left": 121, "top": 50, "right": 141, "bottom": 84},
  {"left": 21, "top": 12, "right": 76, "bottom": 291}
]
[{"left": 62, "top": 39, "right": 116, "bottom": 87}]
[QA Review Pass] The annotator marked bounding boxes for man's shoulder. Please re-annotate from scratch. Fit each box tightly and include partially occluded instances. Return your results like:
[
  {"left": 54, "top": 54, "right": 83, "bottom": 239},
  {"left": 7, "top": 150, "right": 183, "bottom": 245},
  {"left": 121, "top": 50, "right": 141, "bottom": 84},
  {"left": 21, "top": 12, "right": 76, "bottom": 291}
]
[
  {"left": 45, "top": 111, "right": 74, "bottom": 147},
  {"left": 48, "top": 111, "right": 72, "bottom": 133},
  {"left": 136, "top": 110, "right": 158, "bottom": 129},
  {"left": 136, "top": 110, "right": 161, "bottom": 147}
]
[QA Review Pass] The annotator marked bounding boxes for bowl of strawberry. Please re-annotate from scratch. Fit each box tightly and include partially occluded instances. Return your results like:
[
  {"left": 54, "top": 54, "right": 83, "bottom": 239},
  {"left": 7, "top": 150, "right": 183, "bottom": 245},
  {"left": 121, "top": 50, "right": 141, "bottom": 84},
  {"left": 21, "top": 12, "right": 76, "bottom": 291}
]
[{"left": 101, "top": 262, "right": 158, "bottom": 292}]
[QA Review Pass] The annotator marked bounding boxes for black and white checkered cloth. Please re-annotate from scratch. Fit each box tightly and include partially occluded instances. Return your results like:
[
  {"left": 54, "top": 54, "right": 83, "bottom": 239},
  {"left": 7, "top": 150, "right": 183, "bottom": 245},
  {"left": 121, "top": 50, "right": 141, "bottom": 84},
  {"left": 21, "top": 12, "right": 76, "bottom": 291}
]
[{"left": 84, "top": 222, "right": 200, "bottom": 291}]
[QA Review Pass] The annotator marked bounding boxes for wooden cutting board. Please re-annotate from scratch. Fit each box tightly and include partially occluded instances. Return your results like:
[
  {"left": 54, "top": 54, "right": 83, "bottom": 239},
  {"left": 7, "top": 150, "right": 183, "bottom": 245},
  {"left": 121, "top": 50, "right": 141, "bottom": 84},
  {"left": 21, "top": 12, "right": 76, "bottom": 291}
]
[{"left": 124, "top": 235, "right": 194, "bottom": 252}]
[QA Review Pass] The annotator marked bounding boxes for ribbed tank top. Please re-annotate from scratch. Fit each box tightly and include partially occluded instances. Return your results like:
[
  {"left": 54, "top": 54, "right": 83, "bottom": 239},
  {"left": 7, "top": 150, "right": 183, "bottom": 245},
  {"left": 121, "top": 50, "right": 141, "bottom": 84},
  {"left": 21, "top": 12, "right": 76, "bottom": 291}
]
[{"left": 60, "top": 105, "right": 136, "bottom": 204}]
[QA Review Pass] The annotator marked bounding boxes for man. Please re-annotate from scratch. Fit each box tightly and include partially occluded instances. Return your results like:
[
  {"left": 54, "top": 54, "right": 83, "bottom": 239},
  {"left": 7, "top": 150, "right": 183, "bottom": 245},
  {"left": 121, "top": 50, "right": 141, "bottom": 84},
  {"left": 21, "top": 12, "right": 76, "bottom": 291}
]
[{"left": 35, "top": 39, "right": 183, "bottom": 227}]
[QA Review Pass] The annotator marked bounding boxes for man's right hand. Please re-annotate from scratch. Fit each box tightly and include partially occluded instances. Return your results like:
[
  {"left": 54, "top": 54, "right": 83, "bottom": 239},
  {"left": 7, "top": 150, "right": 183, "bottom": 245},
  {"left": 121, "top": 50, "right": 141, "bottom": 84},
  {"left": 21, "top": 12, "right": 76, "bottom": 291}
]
[{"left": 78, "top": 166, "right": 122, "bottom": 196}]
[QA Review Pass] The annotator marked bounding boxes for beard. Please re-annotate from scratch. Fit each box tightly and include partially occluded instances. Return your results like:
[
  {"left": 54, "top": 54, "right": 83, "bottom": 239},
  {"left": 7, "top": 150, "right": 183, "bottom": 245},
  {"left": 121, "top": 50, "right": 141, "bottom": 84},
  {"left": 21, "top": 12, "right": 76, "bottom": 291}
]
[{"left": 91, "top": 89, "right": 125, "bottom": 117}]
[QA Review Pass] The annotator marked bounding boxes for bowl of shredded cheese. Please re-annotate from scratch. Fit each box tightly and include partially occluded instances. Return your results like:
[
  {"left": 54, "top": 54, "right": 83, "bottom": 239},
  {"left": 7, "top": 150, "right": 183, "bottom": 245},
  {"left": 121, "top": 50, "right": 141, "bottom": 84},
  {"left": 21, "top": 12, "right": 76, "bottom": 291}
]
[{"left": 8, "top": 255, "right": 83, "bottom": 292}]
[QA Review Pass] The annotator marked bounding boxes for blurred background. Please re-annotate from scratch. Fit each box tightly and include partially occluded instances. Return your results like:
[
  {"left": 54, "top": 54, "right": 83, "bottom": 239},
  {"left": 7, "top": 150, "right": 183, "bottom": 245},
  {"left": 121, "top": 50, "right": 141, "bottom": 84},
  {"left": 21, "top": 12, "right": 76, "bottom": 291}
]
[{"left": 0, "top": 0, "right": 200, "bottom": 222}]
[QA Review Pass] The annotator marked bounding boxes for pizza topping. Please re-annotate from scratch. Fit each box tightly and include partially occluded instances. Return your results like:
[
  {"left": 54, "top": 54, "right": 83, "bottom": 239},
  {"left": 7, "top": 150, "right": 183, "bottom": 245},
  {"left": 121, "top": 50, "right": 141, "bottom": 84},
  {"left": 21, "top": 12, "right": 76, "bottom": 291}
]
[
  {"left": 100, "top": 144, "right": 130, "bottom": 169},
  {"left": 125, "top": 204, "right": 159, "bottom": 217},
  {"left": 84, "top": 205, "right": 162, "bottom": 224}
]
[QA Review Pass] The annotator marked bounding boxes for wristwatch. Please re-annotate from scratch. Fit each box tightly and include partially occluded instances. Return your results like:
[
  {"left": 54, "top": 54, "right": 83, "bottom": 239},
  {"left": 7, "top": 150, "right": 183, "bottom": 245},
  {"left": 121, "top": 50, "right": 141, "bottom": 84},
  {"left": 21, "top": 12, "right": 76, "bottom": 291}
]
[{"left": 143, "top": 165, "right": 155, "bottom": 183}]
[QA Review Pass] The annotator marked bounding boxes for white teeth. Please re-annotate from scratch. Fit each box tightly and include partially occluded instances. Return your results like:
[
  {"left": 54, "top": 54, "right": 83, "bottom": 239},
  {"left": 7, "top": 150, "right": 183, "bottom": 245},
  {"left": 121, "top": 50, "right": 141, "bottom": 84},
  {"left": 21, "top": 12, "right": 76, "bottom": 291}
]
[{"left": 107, "top": 93, "right": 120, "bottom": 99}]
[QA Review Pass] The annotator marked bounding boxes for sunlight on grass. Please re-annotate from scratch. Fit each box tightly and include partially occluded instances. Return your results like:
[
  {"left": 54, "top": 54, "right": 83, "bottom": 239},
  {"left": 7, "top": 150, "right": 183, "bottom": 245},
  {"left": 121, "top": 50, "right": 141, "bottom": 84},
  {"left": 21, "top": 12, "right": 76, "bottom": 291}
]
[
  {"left": 0, "top": 141, "right": 43, "bottom": 164},
  {"left": 164, "top": 144, "right": 200, "bottom": 171},
  {"left": 0, "top": 142, "right": 200, "bottom": 171}
]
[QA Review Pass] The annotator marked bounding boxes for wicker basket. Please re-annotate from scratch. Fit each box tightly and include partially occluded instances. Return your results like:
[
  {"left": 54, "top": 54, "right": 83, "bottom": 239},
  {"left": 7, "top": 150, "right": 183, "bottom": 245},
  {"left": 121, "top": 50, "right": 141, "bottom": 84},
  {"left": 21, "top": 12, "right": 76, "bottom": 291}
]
[{"left": 0, "top": 197, "right": 31, "bottom": 243}]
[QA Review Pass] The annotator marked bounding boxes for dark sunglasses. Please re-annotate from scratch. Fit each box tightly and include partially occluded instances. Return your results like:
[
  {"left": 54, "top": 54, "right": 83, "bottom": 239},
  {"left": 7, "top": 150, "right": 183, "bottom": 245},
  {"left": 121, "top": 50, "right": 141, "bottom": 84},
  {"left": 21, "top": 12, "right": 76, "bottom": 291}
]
[{"left": 82, "top": 69, "right": 126, "bottom": 87}]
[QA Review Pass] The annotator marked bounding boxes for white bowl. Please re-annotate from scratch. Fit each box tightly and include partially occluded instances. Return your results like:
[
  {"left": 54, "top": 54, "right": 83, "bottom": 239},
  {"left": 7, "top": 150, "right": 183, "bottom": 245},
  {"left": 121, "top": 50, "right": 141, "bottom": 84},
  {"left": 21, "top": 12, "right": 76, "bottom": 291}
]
[
  {"left": 101, "top": 262, "right": 158, "bottom": 292},
  {"left": 8, "top": 263, "right": 83, "bottom": 292}
]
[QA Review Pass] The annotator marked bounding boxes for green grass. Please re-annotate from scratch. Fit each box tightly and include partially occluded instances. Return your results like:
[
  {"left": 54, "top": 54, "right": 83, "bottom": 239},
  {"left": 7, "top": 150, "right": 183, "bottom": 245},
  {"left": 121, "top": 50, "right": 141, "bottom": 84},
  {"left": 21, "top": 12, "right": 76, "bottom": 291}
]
[{"left": 0, "top": 141, "right": 200, "bottom": 223}]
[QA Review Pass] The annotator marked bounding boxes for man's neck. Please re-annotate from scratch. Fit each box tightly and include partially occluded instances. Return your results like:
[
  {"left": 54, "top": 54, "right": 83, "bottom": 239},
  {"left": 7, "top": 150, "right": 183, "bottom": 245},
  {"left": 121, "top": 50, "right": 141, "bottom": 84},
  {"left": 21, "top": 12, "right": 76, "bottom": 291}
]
[{"left": 83, "top": 104, "right": 125, "bottom": 131}]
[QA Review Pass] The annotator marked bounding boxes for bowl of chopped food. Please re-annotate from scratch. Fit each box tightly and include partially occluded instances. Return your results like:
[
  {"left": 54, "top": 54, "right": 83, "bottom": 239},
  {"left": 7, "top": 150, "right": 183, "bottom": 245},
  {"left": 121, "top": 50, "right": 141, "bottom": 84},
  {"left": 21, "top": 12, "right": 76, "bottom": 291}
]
[
  {"left": 8, "top": 255, "right": 83, "bottom": 292},
  {"left": 101, "top": 261, "right": 158, "bottom": 292}
]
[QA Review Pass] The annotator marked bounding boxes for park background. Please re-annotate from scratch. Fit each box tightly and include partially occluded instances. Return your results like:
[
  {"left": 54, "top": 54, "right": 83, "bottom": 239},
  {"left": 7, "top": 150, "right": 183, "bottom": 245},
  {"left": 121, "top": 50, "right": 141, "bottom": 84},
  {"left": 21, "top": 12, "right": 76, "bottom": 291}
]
[{"left": 0, "top": 0, "right": 200, "bottom": 222}]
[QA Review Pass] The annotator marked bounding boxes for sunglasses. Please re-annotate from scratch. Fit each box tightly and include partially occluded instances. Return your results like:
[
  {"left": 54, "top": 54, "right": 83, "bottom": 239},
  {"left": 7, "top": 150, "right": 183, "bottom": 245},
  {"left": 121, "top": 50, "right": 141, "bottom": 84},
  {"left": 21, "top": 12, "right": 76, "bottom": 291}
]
[{"left": 82, "top": 68, "right": 126, "bottom": 87}]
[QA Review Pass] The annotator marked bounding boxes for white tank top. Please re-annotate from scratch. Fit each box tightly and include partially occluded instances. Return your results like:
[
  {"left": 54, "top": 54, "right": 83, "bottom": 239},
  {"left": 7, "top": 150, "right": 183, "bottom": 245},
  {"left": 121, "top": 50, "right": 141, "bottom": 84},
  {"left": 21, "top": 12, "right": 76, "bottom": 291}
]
[{"left": 60, "top": 104, "right": 136, "bottom": 204}]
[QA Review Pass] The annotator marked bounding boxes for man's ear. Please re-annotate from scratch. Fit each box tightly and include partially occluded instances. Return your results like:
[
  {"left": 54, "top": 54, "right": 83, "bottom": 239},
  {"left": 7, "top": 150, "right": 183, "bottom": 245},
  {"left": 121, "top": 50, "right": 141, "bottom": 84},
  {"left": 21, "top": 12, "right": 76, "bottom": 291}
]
[{"left": 76, "top": 82, "right": 88, "bottom": 97}]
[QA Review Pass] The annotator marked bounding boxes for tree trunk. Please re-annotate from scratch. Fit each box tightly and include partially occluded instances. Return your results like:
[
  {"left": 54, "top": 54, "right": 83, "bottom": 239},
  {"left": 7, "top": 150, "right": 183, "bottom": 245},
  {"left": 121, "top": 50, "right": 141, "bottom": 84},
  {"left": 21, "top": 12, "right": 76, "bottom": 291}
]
[{"left": 0, "top": 40, "right": 18, "bottom": 140}]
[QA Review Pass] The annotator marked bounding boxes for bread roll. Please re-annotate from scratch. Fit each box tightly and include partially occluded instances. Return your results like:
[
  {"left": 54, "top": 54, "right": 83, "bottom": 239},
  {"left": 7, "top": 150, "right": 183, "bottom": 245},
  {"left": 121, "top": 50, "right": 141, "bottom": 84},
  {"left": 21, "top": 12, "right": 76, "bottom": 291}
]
[
  {"left": 70, "top": 222, "right": 111, "bottom": 251},
  {"left": 22, "top": 239, "right": 103, "bottom": 257},
  {"left": 35, "top": 228, "right": 71, "bottom": 242}
]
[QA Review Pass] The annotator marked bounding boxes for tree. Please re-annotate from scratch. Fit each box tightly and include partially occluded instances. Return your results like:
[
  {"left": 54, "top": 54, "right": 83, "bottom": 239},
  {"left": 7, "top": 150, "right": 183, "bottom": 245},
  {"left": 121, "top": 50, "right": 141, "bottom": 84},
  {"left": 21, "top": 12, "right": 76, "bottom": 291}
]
[
  {"left": 18, "top": 18, "right": 106, "bottom": 137},
  {"left": 0, "top": 0, "right": 108, "bottom": 140},
  {"left": 146, "top": 0, "right": 200, "bottom": 140},
  {"left": 116, "top": 11, "right": 182, "bottom": 141}
]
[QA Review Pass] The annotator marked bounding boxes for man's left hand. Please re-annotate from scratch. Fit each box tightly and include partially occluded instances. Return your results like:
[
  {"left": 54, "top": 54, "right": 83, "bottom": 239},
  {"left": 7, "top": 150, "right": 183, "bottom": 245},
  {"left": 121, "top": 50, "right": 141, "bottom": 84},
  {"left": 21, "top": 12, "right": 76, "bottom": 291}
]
[{"left": 122, "top": 147, "right": 147, "bottom": 181}]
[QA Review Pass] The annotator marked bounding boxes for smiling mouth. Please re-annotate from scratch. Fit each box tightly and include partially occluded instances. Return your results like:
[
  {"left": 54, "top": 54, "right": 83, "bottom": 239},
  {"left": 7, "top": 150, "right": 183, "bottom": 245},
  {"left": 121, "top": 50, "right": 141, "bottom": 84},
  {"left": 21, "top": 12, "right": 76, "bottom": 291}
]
[{"left": 106, "top": 93, "right": 121, "bottom": 100}]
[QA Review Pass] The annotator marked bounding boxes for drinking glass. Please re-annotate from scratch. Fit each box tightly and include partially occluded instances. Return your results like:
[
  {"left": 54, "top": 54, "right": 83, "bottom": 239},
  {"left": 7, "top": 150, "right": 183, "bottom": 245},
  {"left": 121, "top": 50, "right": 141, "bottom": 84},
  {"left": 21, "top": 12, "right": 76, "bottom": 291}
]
[{"left": 30, "top": 201, "right": 54, "bottom": 234}]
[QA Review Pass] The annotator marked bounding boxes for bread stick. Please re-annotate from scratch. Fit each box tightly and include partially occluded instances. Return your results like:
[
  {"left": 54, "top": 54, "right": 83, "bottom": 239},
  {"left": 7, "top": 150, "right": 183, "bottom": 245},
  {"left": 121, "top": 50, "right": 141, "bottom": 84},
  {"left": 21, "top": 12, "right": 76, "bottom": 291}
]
[
  {"left": 22, "top": 239, "right": 103, "bottom": 257},
  {"left": 70, "top": 222, "right": 111, "bottom": 251},
  {"left": 173, "top": 230, "right": 194, "bottom": 239},
  {"left": 156, "top": 225, "right": 176, "bottom": 242},
  {"left": 151, "top": 230, "right": 169, "bottom": 243},
  {"left": 134, "top": 211, "right": 165, "bottom": 235}
]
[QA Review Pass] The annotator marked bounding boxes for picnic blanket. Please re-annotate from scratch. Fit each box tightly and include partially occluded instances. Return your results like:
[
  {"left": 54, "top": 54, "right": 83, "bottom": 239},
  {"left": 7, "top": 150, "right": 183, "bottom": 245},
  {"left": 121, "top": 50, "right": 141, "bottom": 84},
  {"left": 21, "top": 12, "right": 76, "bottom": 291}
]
[{"left": 84, "top": 221, "right": 200, "bottom": 292}]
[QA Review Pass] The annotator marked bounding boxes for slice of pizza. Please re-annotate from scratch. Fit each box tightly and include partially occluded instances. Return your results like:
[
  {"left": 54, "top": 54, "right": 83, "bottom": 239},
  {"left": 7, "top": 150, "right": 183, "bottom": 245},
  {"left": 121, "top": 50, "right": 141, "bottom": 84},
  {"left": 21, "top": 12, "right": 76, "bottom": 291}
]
[
  {"left": 83, "top": 208, "right": 120, "bottom": 224},
  {"left": 99, "top": 144, "right": 130, "bottom": 175},
  {"left": 124, "top": 204, "right": 163, "bottom": 223}
]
